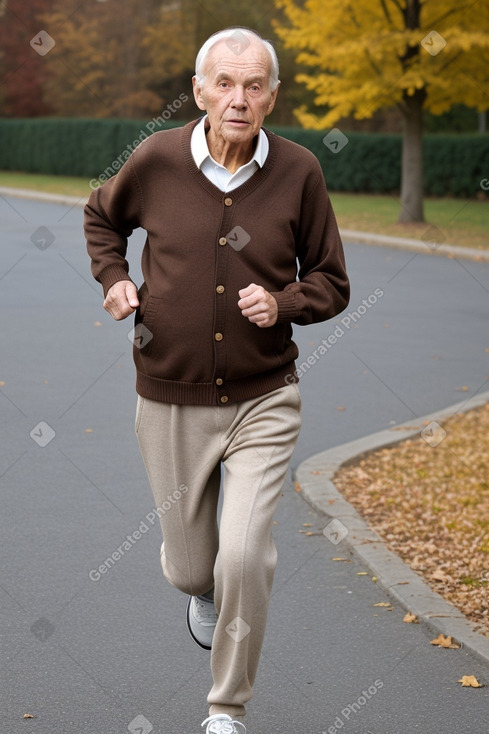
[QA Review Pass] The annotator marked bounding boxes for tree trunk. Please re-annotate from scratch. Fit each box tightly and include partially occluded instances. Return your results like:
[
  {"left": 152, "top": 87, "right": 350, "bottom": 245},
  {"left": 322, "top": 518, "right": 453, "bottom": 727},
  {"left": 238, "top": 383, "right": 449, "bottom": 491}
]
[
  {"left": 398, "top": 89, "right": 425, "bottom": 222},
  {"left": 398, "top": 89, "right": 425, "bottom": 223},
  {"left": 479, "top": 111, "right": 487, "bottom": 134},
  {"left": 398, "top": 0, "right": 425, "bottom": 223}
]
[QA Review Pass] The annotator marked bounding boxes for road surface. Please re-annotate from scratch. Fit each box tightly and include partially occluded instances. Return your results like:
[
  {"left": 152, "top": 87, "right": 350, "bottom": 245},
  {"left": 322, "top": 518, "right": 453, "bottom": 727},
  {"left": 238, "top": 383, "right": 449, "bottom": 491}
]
[{"left": 1, "top": 195, "right": 488, "bottom": 733}]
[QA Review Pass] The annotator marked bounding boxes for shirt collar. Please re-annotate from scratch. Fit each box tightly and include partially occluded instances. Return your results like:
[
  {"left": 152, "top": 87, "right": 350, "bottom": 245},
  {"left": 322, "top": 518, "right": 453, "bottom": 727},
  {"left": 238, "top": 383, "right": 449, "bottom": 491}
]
[{"left": 191, "top": 115, "right": 269, "bottom": 171}]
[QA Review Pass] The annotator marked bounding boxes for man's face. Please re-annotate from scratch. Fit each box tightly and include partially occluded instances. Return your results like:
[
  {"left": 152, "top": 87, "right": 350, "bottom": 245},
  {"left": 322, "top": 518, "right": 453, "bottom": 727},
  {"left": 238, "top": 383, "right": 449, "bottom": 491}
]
[{"left": 192, "top": 38, "right": 279, "bottom": 149}]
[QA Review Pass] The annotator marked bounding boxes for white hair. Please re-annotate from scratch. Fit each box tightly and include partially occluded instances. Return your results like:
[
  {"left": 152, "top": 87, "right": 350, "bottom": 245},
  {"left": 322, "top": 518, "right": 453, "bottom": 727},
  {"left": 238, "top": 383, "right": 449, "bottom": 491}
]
[{"left": 194, "top": 27, "right": 280, "bottom": 91}]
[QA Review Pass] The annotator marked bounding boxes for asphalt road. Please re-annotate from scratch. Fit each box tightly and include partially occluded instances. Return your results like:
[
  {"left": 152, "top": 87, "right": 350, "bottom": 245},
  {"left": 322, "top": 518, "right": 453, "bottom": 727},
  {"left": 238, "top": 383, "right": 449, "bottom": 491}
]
[{"left": 1, "top": 195, "right": 489, "bottom": 734}]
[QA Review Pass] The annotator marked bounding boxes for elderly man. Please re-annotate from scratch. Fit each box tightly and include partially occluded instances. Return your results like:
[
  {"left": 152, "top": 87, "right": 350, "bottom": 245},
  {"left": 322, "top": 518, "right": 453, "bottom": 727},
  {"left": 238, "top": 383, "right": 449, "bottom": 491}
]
[{"left": 85, "top": 26, "right": 349, "bottom": 734}]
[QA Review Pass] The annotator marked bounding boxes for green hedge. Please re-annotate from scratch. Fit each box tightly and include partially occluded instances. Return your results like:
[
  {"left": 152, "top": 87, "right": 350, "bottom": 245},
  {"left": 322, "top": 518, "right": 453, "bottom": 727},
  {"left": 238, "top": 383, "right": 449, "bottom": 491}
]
[
  {"left": 0, "top": 117, "right": 184, "bottom": 180},
  {"left": 271, "top": 126, "right": 489, "bottom": 197},
  {"left": 0, "top": 117, "right": 488, "bottom": 197}
]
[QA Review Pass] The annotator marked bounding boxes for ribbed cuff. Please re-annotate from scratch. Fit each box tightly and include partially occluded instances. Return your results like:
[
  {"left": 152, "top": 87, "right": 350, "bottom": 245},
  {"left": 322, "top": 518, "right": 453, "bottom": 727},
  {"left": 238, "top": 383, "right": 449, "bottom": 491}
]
[
  {"left": 97, "top": 264, "right": 134, "bottom": 297},
  {"left": 271, "top": 290, "right": 299, "bottom": 322}
]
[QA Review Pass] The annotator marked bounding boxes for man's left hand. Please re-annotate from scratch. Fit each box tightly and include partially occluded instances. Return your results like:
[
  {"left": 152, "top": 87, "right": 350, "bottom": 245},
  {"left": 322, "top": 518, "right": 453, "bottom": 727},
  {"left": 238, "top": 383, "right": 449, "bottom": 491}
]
[{"left": 238, "top": 283, "right": 278, "bottom": 328}]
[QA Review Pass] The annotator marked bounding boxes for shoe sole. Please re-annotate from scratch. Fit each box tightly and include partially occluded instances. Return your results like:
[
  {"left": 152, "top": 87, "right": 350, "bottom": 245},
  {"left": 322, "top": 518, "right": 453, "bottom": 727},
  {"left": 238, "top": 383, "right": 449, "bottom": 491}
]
[{"left": 186, "top": 597, "right": 213, "bottom": 651}]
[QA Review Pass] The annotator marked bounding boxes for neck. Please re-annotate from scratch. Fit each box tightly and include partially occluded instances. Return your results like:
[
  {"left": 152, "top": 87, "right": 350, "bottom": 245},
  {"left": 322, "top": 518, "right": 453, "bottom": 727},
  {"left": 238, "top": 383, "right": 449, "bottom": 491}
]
[{"left": 206, "top": 127, "right": 256, "bottom": 174}]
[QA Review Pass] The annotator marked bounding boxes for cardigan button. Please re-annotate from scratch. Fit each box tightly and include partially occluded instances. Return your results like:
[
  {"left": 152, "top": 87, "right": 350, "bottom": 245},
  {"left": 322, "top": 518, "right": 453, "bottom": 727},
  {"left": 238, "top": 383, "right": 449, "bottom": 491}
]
[
  {"left": 219, "top": 237, "right": 227, "bottom": 246},
  {"left": 216, "top": 285, "right": 225, "bottom": 294},
  {"left": 214, "top": 332, "right": 223, "bottom": 341},
  {"left": 215, "top": 378, "right": 223, "bottom": 386},
  {"left": 224, "top": 197, "right": 233, "bottom": 206},
  {"left": 220, "top": 396, "right": 229, "bottom": 404}
]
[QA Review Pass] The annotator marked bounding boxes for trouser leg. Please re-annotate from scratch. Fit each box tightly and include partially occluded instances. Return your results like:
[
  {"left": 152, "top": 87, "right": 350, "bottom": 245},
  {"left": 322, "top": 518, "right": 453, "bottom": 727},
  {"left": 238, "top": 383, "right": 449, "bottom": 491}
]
[
  {"left": 135, "top": 397, "right": 222, "bottom": 596},
  {"left": 208, "top": 385, "right": 302, "bottom": 716},
  {"left": 135, "top": 386, "right": 302, "bottom": 716}
]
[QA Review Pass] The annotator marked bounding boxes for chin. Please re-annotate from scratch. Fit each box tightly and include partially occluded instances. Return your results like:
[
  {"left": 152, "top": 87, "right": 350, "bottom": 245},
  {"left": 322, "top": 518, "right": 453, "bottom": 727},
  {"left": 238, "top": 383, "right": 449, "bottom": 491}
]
[{"left": 224, "top": 128, "right": 255, "bottom": 144}]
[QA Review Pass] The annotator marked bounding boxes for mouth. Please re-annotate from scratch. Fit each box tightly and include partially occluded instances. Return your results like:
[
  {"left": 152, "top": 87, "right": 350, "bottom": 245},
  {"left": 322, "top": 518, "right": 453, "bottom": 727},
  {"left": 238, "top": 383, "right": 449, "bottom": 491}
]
[{"left": 226, "top": 119, "right": 250, "bottom": 126}]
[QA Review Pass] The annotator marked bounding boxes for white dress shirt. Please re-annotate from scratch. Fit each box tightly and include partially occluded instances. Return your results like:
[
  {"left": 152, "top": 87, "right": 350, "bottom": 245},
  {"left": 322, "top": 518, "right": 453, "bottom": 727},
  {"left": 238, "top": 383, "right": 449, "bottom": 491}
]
[{"left": 190, "top": 115, "right": 269, "bottom": 192}]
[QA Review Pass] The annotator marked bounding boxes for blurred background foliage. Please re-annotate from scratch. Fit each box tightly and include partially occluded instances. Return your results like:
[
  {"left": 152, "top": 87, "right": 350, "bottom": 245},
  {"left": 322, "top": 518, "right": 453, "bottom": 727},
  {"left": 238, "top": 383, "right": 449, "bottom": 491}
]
[
  {"left": 0, "top": 0, "right": 487, "bottom": 209},
  {"left": 0, "top": 0, "right": 484, "bottom": 132}
]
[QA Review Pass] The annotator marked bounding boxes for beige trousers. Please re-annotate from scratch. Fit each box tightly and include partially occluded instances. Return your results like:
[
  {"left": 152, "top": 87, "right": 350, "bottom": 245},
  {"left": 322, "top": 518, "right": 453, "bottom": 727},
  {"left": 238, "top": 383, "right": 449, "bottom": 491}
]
[{"left": 135, "top": 384, "right": 302, "bottom": 717}]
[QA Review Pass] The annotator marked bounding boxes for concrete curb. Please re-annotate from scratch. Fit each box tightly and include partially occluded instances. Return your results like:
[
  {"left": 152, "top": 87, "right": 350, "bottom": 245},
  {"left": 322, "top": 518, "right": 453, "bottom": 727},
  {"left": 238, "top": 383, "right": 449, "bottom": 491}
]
[
  {"left": 340, "top": 228, "right": 489, "bottom": 262},
  {"left": 1, "top": 187, "right": 488, "bottom": 262},
  {"left": 0, "top": 186, "right": 88, "bottom": 207},
  {"left": 295, "top": 390, "right": 489, "bottom": 668}
]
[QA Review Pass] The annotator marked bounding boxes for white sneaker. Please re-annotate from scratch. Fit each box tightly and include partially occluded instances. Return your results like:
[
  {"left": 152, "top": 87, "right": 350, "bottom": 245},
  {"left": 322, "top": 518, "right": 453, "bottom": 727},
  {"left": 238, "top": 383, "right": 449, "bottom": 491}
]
[
  {"left": 201, "top": 713, "right": 246, "bottom": 733},
  {"left": 186, "top": 594, "right": 218, "bottom": 650}
]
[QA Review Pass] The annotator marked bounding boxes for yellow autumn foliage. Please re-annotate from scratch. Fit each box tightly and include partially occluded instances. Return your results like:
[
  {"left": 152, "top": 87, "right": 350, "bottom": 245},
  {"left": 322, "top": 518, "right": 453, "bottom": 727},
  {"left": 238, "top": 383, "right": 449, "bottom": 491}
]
[{"left": 274, "top": 0, "right": 489, "bottom": 129}]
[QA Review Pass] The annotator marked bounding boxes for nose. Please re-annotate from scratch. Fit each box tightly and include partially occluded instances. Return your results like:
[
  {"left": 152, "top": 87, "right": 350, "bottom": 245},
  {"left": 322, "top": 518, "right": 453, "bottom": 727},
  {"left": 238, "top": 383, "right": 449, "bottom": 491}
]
[{"left": 231, "top": 85, "right": 247, "bottom": 109}]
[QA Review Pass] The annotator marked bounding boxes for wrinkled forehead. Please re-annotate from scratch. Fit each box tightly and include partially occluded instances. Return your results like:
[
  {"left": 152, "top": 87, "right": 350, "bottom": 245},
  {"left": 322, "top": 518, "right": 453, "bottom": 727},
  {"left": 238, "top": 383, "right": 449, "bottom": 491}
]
[{"left": 202, "top": 39, "right": 272, "bottom": 83}]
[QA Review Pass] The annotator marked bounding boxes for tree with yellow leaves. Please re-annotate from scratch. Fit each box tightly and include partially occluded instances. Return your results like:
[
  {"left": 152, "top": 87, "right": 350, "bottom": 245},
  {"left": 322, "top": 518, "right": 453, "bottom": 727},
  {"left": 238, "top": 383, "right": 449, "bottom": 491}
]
[{"left": 274, "top": 0, "right": 489, "bottom": 222}]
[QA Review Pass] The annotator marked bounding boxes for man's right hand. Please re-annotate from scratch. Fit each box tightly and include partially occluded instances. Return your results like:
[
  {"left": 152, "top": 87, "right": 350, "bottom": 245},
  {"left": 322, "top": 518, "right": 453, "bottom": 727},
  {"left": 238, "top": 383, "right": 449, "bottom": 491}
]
[{"left": 103, "top": 280, "right": 139, "bottom": 320}]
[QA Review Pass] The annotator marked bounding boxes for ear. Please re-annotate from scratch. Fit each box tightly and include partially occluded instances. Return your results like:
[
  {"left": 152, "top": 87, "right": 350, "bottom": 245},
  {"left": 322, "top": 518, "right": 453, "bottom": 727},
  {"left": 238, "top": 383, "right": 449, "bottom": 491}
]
[
  {"left": 192, "top": 76, "right": 207, "bottom": 111},
  {"left": 265, "top": 81, "right": 280, "bottom": 116}
]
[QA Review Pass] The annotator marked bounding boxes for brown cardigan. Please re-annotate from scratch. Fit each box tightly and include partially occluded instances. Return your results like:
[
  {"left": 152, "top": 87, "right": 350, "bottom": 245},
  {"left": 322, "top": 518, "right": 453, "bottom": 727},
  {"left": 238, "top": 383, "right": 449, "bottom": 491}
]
[{"left": 84, "top": 119, "right": 350, "bottom": 405}]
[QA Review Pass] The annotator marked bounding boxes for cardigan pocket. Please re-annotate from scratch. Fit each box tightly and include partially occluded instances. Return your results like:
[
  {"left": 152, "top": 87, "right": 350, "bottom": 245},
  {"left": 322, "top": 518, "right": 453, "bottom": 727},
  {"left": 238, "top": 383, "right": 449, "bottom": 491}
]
[
  {"left": 272, "top": 322, "right": 294, "bottom": 365},
  {"left": 273, "top": 322, "right": 287, "bottom": 358},
  {"left": 134, "top": 284, "right": 162, "bottom": 357}
]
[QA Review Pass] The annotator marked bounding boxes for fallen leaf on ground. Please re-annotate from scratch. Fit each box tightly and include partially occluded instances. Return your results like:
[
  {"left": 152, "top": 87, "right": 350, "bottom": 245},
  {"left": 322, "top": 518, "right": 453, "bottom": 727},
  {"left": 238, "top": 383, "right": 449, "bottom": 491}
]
[
  {"left": 333, "top": 401, "right": 489, "bottom": 638},
  {"left": 332, "top": 558, "right": 351, "bottom": 562},
  {"left": 373, "top": 602, "right": 392, "bottom": 607},
  {"left": 430, "top": 634, "right": 460, "bottom": 649},
  {"left": 458, "top": 675, "right": 482, "bottom": 687},
  {"left": 432, "top": 568, "right": 450, "bottom": 582},
  {"left": 391, "top": 425, "right": 421, "bottom": 431},
  {"left": 353, "top": 468, "right": 371, "bottom": 481},
  {"left": 403, "top": 612, "right": 419, "bottom": 624},
  {"left": 294, "top": 482, "right": 301, "bottom": 493},
  {"left": 23, "top": 714, "right": 35, "bottom": 719}
]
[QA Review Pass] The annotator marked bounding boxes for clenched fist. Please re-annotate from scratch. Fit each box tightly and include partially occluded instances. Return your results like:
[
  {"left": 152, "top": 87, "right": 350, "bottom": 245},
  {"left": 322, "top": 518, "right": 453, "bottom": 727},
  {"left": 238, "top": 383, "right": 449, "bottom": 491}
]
[
  {"left": 238, "top": 283, "right": 278, "bottom": 328},
  {"left": 104, "top": 280, "right": 139, "bottom": 320}
]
